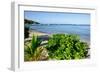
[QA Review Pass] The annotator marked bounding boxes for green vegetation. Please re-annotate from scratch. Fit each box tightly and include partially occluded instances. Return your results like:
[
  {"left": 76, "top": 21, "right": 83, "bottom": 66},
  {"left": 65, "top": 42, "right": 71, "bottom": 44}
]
[
  {"left": 46, "top": 34, "right": 89, "bottom": 60},
  {"left": 24, "top": 19, "right": 40, "bottom": 24},
  {"left": 24, "top": 35, "right": 41, "bottom": 61},
  {"left": 24, "top": 19, "right": 40, "bottom": 38},
  {"left": 24, "top": 34, "right": 89, "bottom": 61},
  {"left": 24, "top": 27, "right": 29, "bottom": 38},
  {"left": 24, "top": 34, "right": 49, "bottom": 61},
  {"left": 24, "top": 19, "right": 89, "bottom": 61}
]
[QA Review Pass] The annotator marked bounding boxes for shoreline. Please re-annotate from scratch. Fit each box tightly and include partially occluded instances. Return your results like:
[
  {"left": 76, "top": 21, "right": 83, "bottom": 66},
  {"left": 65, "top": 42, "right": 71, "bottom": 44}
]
[
  {"left": 29, "top": 30, "right": 49, "bottom": 37},
  {"left": 27, "top": 30, "right": 90, "bottom": 46},
  {"left": 24, "top": 30, "right": 49, "bottom": 43}
]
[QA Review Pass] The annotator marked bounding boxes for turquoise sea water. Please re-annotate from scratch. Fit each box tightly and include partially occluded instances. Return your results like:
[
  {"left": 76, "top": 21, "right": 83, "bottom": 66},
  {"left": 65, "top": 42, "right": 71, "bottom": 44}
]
[{"left": 30, "top": 24, "right": 90, "bottom": 43}]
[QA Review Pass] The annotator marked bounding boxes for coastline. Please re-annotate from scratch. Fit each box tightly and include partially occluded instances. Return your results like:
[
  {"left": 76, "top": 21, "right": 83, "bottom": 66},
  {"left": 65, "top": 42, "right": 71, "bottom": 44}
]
[
  {"left": 24, "top": 30, "right": 49, "bottom": 43},
  {"left": 29, "top": 30, "right": 49, "bottom": 37},
  {"left": 26, "top": 30, "right": 90, "bottom": 46}
]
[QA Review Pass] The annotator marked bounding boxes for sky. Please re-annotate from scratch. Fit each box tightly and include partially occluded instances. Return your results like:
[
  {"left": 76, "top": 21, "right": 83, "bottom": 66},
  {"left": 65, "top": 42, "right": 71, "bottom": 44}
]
[{"left": 24, "top": 11, "right": 90, "bottom": 25}]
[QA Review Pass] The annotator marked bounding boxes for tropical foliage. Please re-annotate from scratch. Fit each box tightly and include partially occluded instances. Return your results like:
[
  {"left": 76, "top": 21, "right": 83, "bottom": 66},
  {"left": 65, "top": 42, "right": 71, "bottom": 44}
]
[
  {"left": 24, "top": 19, "right": 40, "bottom": 24},
  {"left": 24, "top": 27, "right": 29, "bottom": 38},
  {"left": 46, "top": 34, "right": 89, "bottom": 60},
  {"left": 24, "top": 19, "right": 40, "bottom": 38},
  {"left": 24, "top": 35, "right": 41, "bottom": 61},
  {"left": 24, "top": 34, "right": 89, "bottom": 61}
]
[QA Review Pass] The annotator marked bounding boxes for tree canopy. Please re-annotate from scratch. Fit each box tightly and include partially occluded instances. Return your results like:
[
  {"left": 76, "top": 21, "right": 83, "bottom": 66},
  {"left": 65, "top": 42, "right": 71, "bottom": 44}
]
[{"left": 24, "top": 19, "right": 40, "bottom": 24}]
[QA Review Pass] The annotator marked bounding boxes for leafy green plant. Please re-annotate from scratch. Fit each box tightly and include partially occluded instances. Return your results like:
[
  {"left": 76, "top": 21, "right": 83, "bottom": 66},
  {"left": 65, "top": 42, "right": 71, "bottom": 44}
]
[
  {"left": 46, "top": 34, "right": 89, "bottom": 60},
  {"left": 24, "top": 35, "right": 41, "bottom": 61},
  {"left": 24, "top": 34, "right": 49, "bottom": 61}
]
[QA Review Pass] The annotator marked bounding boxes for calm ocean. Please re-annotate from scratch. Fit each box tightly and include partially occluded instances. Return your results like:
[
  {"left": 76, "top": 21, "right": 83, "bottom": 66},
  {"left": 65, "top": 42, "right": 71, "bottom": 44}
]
[{"left": 30, "top": 24, "right": 90, "bottom": 43}]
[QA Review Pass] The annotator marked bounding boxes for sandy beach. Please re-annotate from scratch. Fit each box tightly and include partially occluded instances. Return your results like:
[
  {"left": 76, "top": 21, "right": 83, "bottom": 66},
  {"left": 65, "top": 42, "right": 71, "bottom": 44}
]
[
  {"left": 25, "top": 30, "right": 90, "bottom": 47},
  {"left": 29, "top": 30, "right": 49, "bottom": 37},
  {"left": 24, "top": 30, "right": 49, "bottom": 43}
]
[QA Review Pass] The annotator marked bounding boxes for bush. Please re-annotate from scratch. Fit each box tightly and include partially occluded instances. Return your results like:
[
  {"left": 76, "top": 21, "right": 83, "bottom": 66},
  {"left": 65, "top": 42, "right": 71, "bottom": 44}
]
[
  {"left": 24, "top": 35, "right": 41, "bottom": 61},
  {"left": 46, "top": 34, "right": 89, "bottom": 60},
  {"left": 24, "top": 27, "right": 29, "bottom": 38}
]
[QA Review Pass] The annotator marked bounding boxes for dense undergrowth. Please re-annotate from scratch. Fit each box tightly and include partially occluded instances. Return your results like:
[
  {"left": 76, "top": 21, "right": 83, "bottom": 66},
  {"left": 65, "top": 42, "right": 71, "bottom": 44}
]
[{"left": 24, "top": 34, "right": 89, "bottom": 61}]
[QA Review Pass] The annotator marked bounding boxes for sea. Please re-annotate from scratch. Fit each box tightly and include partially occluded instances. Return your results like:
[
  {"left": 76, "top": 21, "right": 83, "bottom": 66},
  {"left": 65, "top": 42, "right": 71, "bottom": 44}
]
[{"left": 29, "top": 24, "right": 90, "bottom": 43}]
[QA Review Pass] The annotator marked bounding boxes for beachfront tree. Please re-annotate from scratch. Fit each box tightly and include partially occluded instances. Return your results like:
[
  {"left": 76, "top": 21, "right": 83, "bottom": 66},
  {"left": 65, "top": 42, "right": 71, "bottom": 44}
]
[
  {"left": 24, "top": 19, "right": 40, "bottom": 24},
  {"left": 24, "top": 18, "right": 40, "bottom": 38}
]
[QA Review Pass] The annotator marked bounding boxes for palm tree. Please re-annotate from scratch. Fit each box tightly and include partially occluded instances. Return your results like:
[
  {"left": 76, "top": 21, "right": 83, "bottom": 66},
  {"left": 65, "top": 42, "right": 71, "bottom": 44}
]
[{"left": 24, "top": 35, "right": 41, "bottom": 61}]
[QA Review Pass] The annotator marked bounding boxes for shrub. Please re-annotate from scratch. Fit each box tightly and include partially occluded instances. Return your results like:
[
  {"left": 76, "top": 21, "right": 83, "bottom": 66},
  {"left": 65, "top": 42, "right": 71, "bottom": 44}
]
[
  {"left": 24, "top": 34, "right": 49, "bottom": 61},
  {"left": 46, "top": 34, "right": 89, "bottom": 60},
  {"left": 24, "top": 27, "right": 29, "bottom": 38},
  {"left": 24, "top": 35, "right": 41, "bottom": 61}
]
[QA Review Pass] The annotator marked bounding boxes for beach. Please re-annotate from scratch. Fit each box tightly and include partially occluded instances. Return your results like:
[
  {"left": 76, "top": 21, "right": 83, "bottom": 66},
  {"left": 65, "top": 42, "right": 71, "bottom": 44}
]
[
  {"left": 30, "top": 24, "right": 90, "bottom": 44},
  {"left": 24, "top": 30, "right": 49, "bottom": 44},
  {"left": 24, "top": 11, "right": 90, "bottom": 61},
  {"left": 24, "top": 30, "right": 90, "bottom": 61},
  {"left": 25, "top": 30, "right": 90, "bottom": 46},
  {"left": 29, "top": 30, "right": 49, "bottom": 37}
]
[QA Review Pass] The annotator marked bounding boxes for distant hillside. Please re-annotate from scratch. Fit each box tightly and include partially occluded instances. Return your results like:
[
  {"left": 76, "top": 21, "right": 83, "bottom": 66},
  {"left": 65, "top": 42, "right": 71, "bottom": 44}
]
[{"left": 24, "top": 19, "right": 40, "bottom": 24}]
